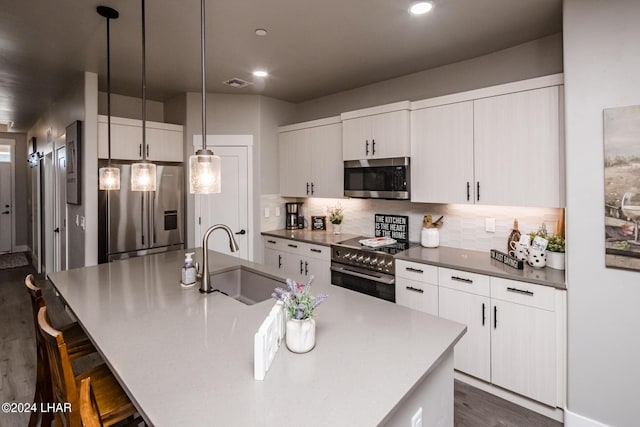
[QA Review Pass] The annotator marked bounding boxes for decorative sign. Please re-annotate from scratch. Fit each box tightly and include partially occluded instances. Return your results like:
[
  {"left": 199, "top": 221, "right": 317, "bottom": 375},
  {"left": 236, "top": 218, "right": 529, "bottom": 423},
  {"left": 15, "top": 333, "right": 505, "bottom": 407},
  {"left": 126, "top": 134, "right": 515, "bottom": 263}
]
[
  {"left": 311, "top": 216, "right": 326, "bottom": 231},
  {"left": 490, "top": 249, "right": 524, "bottom": 270},
  {"left": 66, "top": 120, "right": 82, "bottom": 205},
  {"left": 374, "top": 214, "right": 408, "bottom": 242}
]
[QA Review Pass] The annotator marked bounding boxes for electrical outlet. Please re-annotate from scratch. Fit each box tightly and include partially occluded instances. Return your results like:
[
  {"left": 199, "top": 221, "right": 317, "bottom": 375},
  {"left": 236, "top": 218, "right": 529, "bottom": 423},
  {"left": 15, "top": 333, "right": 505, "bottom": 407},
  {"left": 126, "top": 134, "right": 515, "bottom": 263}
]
[
  {"left": 264, "top": 208, "right": 270, "bottom": 218},
  {"left": 411, "top": 407, "right": 423, "bottom": 427},
  {"left": 275, "top": 207, "right": 281, "bottom": 217},
  {"left": 485, "top": 218, "right": 496, "bottom": 233}
]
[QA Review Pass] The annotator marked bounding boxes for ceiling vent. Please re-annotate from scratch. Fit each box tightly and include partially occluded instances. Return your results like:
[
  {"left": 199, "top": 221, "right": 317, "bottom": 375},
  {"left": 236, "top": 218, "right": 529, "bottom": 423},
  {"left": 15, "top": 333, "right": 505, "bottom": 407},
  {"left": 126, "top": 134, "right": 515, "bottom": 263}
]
[{"left": 223, "top": 78, "right": 253, "bottom": 88}]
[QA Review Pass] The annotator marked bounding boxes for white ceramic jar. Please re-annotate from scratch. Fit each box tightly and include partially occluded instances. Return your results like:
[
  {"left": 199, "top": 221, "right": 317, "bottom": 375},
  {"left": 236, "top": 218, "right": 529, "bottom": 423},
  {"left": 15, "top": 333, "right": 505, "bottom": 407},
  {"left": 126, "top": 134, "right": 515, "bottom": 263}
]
[{"left": 421, "top": 227, "right": 439, "bottom": 248}]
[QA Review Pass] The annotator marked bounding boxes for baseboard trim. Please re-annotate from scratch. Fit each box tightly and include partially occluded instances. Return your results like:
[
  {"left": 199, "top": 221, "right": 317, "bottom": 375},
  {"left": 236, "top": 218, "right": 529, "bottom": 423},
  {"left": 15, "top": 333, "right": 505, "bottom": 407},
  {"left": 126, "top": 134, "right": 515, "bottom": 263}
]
[
  {"left": 13, "top": 244, "right": 29, "bottom": 253},
  {"left": 564, "top": 409, "right": 610, "bottom": 427},
  {"left": 455, "top": 372, "right": 564, "bottom": 423}
]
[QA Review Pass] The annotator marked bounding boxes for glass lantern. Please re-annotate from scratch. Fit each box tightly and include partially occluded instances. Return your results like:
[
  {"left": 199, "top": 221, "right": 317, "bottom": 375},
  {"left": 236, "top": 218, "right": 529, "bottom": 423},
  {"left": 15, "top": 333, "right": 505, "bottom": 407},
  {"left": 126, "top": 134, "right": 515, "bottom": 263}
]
[
  {"left": 131, "top": 162, "right": 156, "bottom": 191},
  {"left": 98, "top": 165, "right": 121, "bottom": 190},
  {"left": 189, "top": 149, "right": 221, "bottom": 194}
]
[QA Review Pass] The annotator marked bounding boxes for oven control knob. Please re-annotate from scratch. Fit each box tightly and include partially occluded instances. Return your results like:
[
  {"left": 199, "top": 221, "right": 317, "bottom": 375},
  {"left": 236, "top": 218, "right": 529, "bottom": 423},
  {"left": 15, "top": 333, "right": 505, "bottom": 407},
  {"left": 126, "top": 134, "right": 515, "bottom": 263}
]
[
  {"left": 370, "top": 258, "right": 378, "bottom": 266},
  {"left": 335, "top": 250, "right": 341, "bottom": 258},
  {"left": 356, "top": 255, "right": 364, "bottom": 262},
  {"left": 363, "top": 256, "right": 371, "bottom": 264}
]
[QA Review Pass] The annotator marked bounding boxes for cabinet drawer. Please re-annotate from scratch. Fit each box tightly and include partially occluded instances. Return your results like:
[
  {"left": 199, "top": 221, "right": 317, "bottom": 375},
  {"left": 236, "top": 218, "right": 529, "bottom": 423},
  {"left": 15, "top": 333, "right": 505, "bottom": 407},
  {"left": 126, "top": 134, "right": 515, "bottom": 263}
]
[
  {"left": 490, "top": 277, "right": 555, "bottom": 311},
  {"left": 395, "top": 260, "right": 438, "bottom": 283},
  {"left": 396, "top": 277, "right": 439, "bottom": 316},
  {"left": 262, "top": 236, "right": 288, "bottom": 252},
  {"left": 300, "top": 243, "right": 330, "bottom": 261},
  {"left": 439, "top": 267, "right": 490, "bottom": 296}
]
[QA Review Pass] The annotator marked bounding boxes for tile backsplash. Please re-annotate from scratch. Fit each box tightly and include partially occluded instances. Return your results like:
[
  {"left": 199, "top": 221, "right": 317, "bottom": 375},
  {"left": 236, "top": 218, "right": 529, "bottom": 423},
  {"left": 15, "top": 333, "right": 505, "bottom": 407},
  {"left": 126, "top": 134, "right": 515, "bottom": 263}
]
[{"left": 262, "top": 195, "right": 563, "bottom": 253}]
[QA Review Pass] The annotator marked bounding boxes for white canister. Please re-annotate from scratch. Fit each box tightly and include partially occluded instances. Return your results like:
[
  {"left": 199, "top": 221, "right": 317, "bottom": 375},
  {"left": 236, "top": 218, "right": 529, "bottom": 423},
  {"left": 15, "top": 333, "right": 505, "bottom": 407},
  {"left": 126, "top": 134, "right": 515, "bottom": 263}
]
[{"left": 421, "top": 227, "right": 439, "bottom": 248}]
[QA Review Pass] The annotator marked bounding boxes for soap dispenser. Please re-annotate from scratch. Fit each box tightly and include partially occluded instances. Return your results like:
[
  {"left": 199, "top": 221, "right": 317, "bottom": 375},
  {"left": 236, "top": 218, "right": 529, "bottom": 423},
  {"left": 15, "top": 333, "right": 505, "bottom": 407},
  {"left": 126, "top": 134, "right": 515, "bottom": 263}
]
[{"left": 181, "top": 252, "right": 197, "bottom": 287}]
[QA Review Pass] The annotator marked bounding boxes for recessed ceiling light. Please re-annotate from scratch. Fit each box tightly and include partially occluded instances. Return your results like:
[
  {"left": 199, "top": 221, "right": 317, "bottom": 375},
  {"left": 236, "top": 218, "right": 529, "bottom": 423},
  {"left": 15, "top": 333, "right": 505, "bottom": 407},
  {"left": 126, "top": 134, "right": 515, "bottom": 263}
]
[
  {"left": 253, "top": 70, "right": 268, "bottom": 78},
  {"left": 255, "top": 29, "right": 267, "bottom": 36},
  {"left": 409, "top": 1, "right": 433, "bottom": 15}
]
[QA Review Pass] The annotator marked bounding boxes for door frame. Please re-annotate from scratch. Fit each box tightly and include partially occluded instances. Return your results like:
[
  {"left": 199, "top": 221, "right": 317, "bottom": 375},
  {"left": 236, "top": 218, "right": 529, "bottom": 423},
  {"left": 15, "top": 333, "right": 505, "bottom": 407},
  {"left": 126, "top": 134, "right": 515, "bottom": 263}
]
[
  {"left": 0, "top": 138, "right": 16, "bottom": 252},
  {"left": 54, "top": 143, "right": 67, "bottom": 271},
  {"left": 192, "top": 135, "right": 254, "bottom": 260}
]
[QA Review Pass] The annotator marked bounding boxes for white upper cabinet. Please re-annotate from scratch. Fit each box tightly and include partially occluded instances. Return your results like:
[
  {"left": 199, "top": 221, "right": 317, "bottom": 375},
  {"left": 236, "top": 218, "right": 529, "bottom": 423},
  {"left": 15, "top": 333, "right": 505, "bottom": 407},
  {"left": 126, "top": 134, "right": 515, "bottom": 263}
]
[
  {"left": 278, "top": 117, "right": 342, "bottom": 198},
  {"left": 341, "top": 101, "right": 410, "bottom": 160},
  {"left": 98, "top": 115, "right": 183, "bottom": 162},
  {"left": 474, "top": 86, "right": 562, "bottom": 207},
  {"left": 411, "top": 101, "right": 475, "bottom": 204},
  {"left": 410, "top": 74, "right": 564, "bottom": 208}
]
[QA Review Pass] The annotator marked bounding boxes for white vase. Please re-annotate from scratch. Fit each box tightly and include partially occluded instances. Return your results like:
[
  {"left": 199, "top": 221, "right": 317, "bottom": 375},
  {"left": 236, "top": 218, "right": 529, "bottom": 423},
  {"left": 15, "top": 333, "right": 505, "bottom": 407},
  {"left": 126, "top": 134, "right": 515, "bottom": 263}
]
[
  {"left": 286, "top": 318, "right": 316, "bottom": 353},
  {"left": 546, "top": 251, "right": 565, "bottom": 270},
  {"left": 331, "top": 223, "right": 342, "bottom": 234}
]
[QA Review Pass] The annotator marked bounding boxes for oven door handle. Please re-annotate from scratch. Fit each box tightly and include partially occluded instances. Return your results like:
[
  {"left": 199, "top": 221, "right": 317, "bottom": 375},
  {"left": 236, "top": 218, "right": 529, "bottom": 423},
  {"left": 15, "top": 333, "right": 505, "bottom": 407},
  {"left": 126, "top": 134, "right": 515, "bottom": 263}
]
[{"left": 330, "top": 265, "right": 395, "bottom": 285}]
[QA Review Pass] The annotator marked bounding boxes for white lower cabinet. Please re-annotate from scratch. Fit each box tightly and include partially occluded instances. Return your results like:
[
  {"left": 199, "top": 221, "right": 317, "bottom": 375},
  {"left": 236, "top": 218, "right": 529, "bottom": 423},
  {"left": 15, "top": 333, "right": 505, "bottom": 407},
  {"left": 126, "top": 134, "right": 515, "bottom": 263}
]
[
  {"left": 396, "top": 262, "right": 564, "bottom": 408},
  {"left": 395, "top": 260, "right": 438, "bottom": 316},
  {"left": 262, "top": 237, "right": 330, "bottom": 286},
  {"left": 490, "top": 278, "right": 557, "bottom": 407}
]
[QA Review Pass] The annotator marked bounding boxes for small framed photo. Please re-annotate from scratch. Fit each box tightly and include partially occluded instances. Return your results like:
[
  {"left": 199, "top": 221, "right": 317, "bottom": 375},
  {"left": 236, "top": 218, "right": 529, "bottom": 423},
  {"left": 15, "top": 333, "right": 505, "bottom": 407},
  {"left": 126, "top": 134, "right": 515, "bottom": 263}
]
[
  {"left": 311, "top": 216, "right": 326, "bottom": 231},
  {"left": 66, "top": 120, "right": 82, "bottom": 205}
]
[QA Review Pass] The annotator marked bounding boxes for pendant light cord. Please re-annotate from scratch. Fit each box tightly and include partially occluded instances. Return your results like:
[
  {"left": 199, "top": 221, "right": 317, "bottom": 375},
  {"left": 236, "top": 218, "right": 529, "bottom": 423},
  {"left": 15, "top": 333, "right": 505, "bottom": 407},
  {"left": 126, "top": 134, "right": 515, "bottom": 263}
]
[
  {"left": 201, "top": 0, "right": 206, "bottom": 151},
  {"left": 141, "top": 0, "right": 147, "bottom": 161},
  {"left": 106, "top": 15, "right": 112, "bottom": 165}
]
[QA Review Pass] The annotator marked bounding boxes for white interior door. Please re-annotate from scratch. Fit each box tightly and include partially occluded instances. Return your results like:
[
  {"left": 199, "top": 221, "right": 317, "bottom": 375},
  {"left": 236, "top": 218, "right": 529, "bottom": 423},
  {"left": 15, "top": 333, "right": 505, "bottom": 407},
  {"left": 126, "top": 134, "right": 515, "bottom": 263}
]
[
  {"left": 43, "top": 153, "right": 54, "bottom": 274},
  {"left": 0, "top": 162, "right": 11, "bottom": 253},
  {"left": 54, "top": 146, "right": 67, "bottom": 271},
  {"left": 194, "top": 140, "right": 251, "bottom": 260}
]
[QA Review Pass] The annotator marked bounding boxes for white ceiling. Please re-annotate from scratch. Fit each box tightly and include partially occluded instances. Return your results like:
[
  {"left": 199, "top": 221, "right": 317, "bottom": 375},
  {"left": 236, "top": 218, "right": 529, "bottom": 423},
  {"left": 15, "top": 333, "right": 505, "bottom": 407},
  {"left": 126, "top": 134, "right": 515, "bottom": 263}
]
[{"left": 0, "top": 0, "right": 562, "bottom": 132}]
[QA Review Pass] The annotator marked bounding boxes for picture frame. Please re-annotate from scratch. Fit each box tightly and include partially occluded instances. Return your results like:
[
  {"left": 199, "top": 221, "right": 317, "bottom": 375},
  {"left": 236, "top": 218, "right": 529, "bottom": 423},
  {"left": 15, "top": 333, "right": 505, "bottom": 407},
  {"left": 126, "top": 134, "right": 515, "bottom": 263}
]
[
  {"left": 311, "top": 216, "right": 326, "bottom": 231},
  {"left": 66, "top": 120, "right": 82, "bottom": 205}
]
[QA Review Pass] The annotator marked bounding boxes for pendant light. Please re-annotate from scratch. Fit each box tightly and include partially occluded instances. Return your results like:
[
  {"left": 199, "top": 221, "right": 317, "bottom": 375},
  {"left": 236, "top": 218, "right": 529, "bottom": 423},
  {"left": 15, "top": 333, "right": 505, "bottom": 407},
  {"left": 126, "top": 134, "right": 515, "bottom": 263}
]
[
  {"left": 188, "top": 0, "right": 221, "bottom": 194},
  {"left": 97, "top": 6, "right": 120, "bottom": 190},
  {"left": 131, "top": 0, "right": 156, "bottom": 191}
]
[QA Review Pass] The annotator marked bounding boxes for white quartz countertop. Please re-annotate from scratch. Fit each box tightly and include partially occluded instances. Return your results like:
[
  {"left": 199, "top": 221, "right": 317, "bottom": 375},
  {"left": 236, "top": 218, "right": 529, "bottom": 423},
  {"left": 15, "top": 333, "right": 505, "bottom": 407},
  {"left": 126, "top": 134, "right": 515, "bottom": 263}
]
[
  {"left": 48, "top": 249, "right": 465, "bottom": 426},
  {"left": 261, "top": 229, "right": 360, "bottom": 246}
]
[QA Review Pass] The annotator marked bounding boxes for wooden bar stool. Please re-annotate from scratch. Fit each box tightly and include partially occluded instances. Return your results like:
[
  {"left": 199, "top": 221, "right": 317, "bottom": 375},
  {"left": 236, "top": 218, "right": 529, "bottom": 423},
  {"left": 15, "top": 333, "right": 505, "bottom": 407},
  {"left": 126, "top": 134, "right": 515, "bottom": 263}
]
[
  {"left": 79, "top": 378, "right": 102, "bottom": 427},
  {"left": 37, "top": 306, "right": 138, "bottom": 427},
  {"left": 25, "top": 274, "right": 97, "bottom": 427}
]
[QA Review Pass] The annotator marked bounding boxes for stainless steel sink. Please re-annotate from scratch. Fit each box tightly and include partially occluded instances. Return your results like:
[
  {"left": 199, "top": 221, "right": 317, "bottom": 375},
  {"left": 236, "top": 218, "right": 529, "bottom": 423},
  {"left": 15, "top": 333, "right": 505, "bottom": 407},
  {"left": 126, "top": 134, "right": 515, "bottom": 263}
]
[{"left": 209, "top": 267, "right": 282, "bottom": 305}]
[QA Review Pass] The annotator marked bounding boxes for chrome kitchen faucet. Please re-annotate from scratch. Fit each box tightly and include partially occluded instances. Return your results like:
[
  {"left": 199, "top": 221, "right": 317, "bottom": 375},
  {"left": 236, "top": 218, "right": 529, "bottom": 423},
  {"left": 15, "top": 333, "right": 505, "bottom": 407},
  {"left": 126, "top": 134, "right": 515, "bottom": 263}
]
[{"left": 198, "top": 224, "right": 240, "bottom": 293}]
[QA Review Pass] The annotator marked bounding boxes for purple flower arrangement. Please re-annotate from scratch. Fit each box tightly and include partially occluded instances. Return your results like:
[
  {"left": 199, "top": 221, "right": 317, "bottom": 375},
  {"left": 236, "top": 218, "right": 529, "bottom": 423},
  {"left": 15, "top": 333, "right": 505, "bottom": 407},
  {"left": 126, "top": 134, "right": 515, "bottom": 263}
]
[{"left": 272, "top": 276, "right": 328, "bottom": 320}]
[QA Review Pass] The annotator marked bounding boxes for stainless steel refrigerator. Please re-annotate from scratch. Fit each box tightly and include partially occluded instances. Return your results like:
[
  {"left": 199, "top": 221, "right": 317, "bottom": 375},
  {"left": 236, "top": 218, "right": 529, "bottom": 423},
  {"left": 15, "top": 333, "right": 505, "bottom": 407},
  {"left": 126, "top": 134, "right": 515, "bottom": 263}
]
[{"left": 98, "top": 161, "right": 184, "bottom": 263}]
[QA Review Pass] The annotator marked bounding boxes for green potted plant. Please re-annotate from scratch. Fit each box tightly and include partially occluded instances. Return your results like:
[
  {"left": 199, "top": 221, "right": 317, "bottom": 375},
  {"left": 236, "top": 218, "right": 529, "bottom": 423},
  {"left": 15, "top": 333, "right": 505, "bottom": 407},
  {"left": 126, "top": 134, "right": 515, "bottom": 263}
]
[
  {"left": 328, "top": 204, "right": 344, "bottom": 234},
  {"left": 546, "top": 235, "right": 566, "bottom": 270}
]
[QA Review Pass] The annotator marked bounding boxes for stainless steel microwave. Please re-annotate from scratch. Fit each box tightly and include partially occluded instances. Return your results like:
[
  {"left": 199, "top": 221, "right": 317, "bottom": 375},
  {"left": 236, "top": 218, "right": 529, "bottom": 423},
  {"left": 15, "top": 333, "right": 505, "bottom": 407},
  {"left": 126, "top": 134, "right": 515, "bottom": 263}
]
[{"left": 343, "top": 157, "right": 410, "bottom": 199}]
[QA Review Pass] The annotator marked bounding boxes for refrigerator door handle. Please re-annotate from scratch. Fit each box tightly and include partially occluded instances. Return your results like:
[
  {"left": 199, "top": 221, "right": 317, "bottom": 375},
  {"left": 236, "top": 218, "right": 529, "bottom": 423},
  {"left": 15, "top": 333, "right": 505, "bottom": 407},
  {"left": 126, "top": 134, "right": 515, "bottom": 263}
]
[
  {"left": 152, "top": 192, "right": 157, "bottom": 245},
  {"left": 140, "top": 193, "right": 145, "bottom": 246}
]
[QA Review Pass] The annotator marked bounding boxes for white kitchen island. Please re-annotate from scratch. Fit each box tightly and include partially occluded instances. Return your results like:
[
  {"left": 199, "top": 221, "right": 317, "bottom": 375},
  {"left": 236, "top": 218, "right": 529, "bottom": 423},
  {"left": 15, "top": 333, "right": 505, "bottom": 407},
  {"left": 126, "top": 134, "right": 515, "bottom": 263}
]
[{"left": 48, "top": 249, "right": 465, "bottom": 426}]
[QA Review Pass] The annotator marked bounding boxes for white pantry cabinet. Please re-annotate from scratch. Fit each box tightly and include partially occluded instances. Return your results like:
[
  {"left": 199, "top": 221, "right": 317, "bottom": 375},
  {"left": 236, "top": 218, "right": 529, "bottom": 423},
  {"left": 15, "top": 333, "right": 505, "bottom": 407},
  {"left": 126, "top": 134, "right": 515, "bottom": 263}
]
[
  {"left": 278, "top": 117, "right": 342, "bottom": 198},
  {"left": 262, "top": 237, "right": 331, "bottom": 286},
  {"left": 341, "top": 101, "right": 410, "bottom": 160},
  {"left": 395, "top": 260, "right": 438, "bottom": 316},
  {"left": 410, "top": 75, "right": 564, "bottom": 207},
  {"left": 98, "top": 115, "right": 183, "bottom": 162}
]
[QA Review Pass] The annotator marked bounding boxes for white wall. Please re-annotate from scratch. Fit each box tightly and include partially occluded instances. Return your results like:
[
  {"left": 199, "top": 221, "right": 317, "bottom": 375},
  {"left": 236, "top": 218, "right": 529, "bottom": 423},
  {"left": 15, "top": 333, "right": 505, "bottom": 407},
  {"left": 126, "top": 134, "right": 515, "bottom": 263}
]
[
  {"left": 564, "top": 1, "right": 640, "bottom": 425},
  {"left": 97, "top": 92, "right": 165, "bottom": 122}
]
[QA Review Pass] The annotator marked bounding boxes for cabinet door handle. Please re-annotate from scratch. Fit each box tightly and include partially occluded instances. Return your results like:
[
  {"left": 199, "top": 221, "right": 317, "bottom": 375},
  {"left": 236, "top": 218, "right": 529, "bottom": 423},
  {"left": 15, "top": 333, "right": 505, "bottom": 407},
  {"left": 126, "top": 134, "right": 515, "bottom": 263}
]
[
  {"left": 267, "top": 240, "right": 276, "bottom": 244},
  {"left": 365, "top": 140, "right": 369, "bottom": 156},
  {"left": 372, "top": 139, "right": 376, "bottom": 155},
  {"left": 306, "top": 182, "right": 310, "bottom": 195},
  {"left": 278, "top": 255, "right": 282, "bottom": 269},
  {"left": 406, "top": 267, "right": 424, "bottom": 274},
  {"left": 477, "top": 182, "right": 480, "bottom": 202},
  {"left": 288, "top": 243, "right": 298, "bottom": 249},
  {"left": 310, "top": 248, "right": 322, "bottom": 253},
  {"left": 310, "top": 182, "right": 315, "bottom": 195},
  {"left": 467, "top": 182, "right": 470, "bottom": 201},
  {"left": 304, "top": 261, "right": 309, "bottom": 276},
  {"left": 494, "top": 305, "right": 497, "bottom": 329},
  {"left": 139, "top": 144, "right": 142, "bottom": 157},
  {"left": 482, "top": 303, "right": 486, "bottom": 326},
  {"left": 406, "top": 286, "right": 424, "bottom": 294},
  {"left": 506, "top": 287, "right": 534, "bottom": 296},
  {"left": 300, "top": 260, "right": 304, "bottom": 274},
  {"left": 451, "top": 276, "right": 473, "bottom": 284},
  {"left": 146, "top": 144, "right": 149, "bottom": 157}
]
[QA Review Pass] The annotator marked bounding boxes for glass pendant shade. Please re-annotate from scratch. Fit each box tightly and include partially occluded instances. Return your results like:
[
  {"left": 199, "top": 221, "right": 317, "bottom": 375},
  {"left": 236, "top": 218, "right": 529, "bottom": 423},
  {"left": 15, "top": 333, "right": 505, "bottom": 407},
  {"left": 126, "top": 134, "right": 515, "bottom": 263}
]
[
  {"left": 189, "top": 149, "right": 221, "bottom": 194},
  {"left": 131, "top": 162, "right": 157, "bottom": 191},
  {"left": 99, "top": 166, "right": 121, "bottom": 190}
]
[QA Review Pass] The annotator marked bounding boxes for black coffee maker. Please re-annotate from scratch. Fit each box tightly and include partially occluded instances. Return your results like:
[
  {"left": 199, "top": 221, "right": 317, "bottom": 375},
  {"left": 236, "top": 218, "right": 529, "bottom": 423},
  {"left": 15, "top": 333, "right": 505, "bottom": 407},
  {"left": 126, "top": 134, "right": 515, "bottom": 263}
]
[{"left": 285, "top": 202, "right": 305, "bottom": 229}]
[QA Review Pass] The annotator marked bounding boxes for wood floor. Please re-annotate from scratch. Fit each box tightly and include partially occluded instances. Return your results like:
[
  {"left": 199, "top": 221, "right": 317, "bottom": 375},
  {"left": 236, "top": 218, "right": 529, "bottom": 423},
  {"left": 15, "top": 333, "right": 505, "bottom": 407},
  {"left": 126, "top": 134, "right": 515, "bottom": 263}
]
[{"left": 0, "top": 259, "right": 563, "bottom": 427}]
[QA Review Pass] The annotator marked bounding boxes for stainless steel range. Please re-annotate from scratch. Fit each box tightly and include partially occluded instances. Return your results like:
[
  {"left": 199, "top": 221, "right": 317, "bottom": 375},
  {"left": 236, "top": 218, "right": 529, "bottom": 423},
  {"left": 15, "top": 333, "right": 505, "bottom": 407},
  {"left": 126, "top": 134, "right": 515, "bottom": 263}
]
[{"left": 330, "top": 237, "right": 416, "bottom": 302}]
